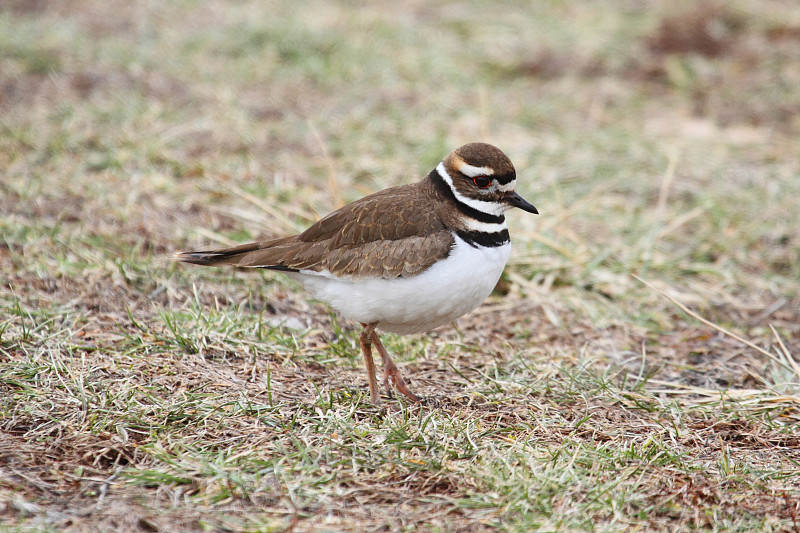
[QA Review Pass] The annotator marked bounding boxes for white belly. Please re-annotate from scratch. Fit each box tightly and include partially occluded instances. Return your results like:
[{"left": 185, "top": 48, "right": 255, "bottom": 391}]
[{"left": 288, "top": 236, "right": 511, "bottom": 334}]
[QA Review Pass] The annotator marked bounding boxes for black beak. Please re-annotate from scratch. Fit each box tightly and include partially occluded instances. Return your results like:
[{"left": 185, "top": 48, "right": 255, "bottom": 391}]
[{"left": 507, "top": 192, "right": 538, "bottom": 214}]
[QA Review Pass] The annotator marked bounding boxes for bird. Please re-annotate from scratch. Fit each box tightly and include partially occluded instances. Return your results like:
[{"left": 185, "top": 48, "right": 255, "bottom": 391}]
[{"left": 176, "top": 143, "right": 538, "bottom": 404}]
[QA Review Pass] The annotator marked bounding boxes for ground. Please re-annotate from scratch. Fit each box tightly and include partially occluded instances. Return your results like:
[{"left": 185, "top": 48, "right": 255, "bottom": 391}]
[{"left": 2, "top": 1, "right": 800, "bottom": 531}]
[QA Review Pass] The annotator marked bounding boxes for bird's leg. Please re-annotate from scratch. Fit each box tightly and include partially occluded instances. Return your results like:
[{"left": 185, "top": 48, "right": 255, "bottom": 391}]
[
  {"left": 371, "top": 330, "right": 422, "bottom": 402},
  {"left": 359, "top": 323, "right": 380, "bottom": 404}
]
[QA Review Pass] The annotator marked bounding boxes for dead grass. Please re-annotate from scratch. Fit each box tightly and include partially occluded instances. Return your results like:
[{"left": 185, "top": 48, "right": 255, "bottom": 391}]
[{"left": 2, "top": 0, "right": 800, "bottom": 531}]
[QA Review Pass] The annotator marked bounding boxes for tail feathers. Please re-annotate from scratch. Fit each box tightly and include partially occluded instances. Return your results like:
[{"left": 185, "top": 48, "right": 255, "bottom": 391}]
[
  {"left": 174, "top": 241, "right": 299, "bottom": 271},
  {"left": 174, "top": 250, "right": 239, "bottom": 266}
]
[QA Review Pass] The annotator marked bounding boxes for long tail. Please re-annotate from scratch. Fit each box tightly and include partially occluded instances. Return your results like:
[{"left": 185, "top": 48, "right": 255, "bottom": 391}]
[
  {"left": 174, "top": 238, "right": 302, "bottom": 272},
  {"left": 174, "top": 242, "right": 263, "bottom": 266}
]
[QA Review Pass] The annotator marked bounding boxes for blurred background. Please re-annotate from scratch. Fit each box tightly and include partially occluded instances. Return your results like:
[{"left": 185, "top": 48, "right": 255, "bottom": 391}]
[
  {"left": 3, "top": 0, "right": 798, "bottom": 352},
  {"left": 2, "top": 0, "right": 800, "bottom": 530}
]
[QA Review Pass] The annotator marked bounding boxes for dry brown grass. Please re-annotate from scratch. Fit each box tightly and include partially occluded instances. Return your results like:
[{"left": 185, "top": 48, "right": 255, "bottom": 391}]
[{"left": 2, "top": 0, "right": 800, "bottom": 531}]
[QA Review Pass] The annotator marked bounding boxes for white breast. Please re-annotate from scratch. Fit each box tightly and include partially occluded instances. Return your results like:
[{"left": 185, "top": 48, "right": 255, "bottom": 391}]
[{"left": 288, "top": 235, "right": 511, "bottom": 334}]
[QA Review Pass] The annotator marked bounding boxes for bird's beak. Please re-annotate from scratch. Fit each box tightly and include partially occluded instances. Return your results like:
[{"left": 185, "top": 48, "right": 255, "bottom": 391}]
[{"left": 506, "top": 192, "right": 538, "bottom": 214}]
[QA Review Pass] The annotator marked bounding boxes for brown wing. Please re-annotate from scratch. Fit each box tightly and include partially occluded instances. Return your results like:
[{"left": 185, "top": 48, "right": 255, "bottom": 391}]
[{"left": 176, "top": 181, "right": 455, "bottom": 279}]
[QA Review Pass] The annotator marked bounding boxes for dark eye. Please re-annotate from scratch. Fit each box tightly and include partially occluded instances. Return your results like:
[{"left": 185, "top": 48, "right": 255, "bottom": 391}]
[{"left": 472, "top": 175, "right": 492, "bottom": 188}]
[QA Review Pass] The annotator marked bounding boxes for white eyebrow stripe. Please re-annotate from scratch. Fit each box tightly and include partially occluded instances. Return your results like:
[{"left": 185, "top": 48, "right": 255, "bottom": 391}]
[
  {"left": 496, "top": 181, "right": 516, "bottom": 192},
  {"left": 458, "top": 163, "right": 494, "bottom": 178},
  {"left": 436, "top": 162, "right": 507, "bottom": 216}
]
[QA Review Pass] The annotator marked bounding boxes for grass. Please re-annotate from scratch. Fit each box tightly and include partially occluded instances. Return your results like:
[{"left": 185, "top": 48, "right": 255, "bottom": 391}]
[{"left": 2, "top": 0, "right": 800, "bottom": 531}]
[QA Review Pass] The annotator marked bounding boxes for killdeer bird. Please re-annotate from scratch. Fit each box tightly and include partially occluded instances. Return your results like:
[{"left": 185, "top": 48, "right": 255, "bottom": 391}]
[{"left": 176, "top": 143, "right": 537, "bottom": 404}]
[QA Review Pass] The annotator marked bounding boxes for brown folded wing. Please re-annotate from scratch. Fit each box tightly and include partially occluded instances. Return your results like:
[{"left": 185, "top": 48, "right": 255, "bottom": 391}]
[{"left": 176, "top": 181, "right": 454, "bottom": 279}]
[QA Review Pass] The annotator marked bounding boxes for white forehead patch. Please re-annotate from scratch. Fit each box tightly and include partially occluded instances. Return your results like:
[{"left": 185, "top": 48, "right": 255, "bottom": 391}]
[{"left": 496, "top": 180, "right": 516, "bottom": 193}]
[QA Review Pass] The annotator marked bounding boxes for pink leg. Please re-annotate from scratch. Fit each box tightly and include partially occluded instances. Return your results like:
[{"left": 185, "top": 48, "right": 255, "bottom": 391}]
[
  {"left": 359, "top": 323, "right": 381, "bottom": 404},
  {"left": 371, "top": 330, "right": 422, "bottom": 402}
]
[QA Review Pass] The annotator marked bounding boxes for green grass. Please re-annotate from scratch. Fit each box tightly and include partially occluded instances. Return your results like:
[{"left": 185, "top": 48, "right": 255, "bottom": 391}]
[{"left": 2, "top": 0, "right": 800, "bottom": 531}]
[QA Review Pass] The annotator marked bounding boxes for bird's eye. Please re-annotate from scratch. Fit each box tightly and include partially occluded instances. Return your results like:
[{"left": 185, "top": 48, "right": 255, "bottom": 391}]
[{"left": 472, "top": 175, "right": 492, "bottom": 188}]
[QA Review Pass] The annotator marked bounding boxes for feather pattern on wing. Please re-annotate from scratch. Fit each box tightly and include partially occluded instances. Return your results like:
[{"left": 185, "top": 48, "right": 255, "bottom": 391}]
[{"left": 175, "top": 180, "right": 455, "bottom": 279}]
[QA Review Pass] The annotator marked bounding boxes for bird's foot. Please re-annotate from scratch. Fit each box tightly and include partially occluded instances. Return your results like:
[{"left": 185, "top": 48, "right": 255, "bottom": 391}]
[{"left": 383, "top": 362, "right": 423, "bottom": 403}]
